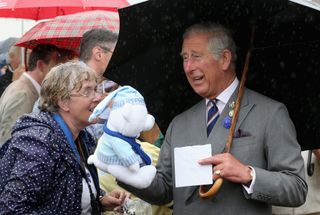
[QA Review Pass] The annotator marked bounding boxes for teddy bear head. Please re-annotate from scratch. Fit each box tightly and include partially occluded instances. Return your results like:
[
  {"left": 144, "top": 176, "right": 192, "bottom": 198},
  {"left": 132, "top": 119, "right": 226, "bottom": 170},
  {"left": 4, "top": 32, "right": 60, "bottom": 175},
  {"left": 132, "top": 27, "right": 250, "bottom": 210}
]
[{"left": 89, "top": 86, "right": 155, "bottom": 137}]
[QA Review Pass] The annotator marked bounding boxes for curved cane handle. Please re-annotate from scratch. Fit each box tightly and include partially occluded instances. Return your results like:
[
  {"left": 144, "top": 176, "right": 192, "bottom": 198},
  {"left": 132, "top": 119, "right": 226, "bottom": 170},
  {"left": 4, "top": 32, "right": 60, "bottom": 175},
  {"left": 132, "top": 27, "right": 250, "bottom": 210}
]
[{"left": 199, "top": 178, "right": 223, "bottom": 198}]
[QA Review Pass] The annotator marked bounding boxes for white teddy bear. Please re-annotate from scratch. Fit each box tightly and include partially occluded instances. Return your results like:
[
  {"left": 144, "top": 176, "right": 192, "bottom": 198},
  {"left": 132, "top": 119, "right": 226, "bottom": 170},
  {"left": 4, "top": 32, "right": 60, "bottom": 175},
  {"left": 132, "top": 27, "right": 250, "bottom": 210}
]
[{"left": 87, "top": 86, "right": 156, "bottom": 189}]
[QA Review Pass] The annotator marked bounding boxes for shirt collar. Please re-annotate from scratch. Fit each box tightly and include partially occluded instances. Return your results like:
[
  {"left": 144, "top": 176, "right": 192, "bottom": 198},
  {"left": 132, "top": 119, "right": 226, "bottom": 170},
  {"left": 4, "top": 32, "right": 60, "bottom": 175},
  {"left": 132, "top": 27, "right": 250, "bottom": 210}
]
[
  {"left": 23, "top": 72, "right": 41, "bottom": 95},
  {"left": 206, "top": 77, "right": 239, "bottom": 106},
  {"left": 7, "top": 64, "right": 14, "bottom": 73}
]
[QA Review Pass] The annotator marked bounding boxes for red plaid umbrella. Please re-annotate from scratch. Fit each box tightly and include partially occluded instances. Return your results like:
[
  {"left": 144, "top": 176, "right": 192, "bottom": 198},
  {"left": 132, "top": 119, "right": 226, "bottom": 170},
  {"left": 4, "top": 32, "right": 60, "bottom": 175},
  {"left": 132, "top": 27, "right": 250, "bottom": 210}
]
[
  {"left": 15, "top": 10, "right": 119, "bottom": 50},
  {"left": 0, "top": 0, "right": 129, "bottom": 20}
]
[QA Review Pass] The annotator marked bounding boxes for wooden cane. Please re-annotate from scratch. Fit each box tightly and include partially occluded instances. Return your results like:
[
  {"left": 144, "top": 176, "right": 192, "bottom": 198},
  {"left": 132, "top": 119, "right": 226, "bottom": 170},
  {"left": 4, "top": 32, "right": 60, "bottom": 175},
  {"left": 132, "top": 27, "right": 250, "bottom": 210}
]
[{"left": 199, "top": 26, "right": 255, "bottom": 198}]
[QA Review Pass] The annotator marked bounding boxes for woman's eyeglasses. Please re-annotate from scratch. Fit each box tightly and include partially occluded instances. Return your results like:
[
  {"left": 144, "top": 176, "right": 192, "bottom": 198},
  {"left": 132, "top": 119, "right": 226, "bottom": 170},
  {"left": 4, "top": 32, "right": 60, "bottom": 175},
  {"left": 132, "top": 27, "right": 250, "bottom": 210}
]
[{"left": 70, "top": 87, "right": 103, "bottom": 99}]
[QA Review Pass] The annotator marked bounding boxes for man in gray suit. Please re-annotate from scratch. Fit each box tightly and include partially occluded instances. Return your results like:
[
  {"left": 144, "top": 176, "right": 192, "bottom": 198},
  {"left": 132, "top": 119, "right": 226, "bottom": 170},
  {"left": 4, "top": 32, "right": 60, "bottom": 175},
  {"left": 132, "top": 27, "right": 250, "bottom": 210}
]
[
  {"left": 119, "top": 23, "right": 307, "bottom": 214},
  {"left": 0, "top": 44, "right": 59, "bottom": 147}
]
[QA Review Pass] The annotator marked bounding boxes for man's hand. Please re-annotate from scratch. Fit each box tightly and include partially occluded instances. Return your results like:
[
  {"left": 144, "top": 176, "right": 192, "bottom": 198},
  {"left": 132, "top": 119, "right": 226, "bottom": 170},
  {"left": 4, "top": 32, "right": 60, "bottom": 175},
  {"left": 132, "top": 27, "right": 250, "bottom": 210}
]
[
  {"left": 198, "top": 153, "right": 252, "bottom": 185},
  {"left": 312, "top": 149, "right": 320, "bottom": 160}
]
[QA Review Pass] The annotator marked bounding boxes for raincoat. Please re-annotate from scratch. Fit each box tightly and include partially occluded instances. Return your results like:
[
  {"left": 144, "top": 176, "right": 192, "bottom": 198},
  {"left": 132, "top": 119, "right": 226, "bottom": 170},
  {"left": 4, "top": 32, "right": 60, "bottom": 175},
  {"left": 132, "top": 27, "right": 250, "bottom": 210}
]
[{"left": 0, "top": 111, "right": 101, "bottom": 214}]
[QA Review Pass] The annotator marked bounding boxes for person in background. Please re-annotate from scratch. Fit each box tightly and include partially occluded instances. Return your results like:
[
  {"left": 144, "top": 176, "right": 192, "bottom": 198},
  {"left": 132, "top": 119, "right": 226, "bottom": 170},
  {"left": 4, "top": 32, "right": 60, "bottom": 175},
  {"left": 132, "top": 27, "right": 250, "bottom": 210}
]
[
  {"left": 0, "top": 65, "right": 7, "bottom": 76},
  {"left": 59, "top": 47, "right": 79, "bottom": 62},
  {"left": 79, "top": 28, "right": 118, "bottom": 141},
  {"left": 32, "top": 47, "right": 79, "bottom": 114},
  {"left": 80, "top": 28, "right": 117, "bottom": 78},
  {"left": 79, "top": 29, "right": 163, "bottom": 146},
  {"left": 0, "top": 44, "right": 59, "bottom": 147},
  {"left": 0, "top": 45, "right": 26, "bottom": 96},
  {"left": 0, "top": 53, "right": 7, "bottom": 76},
  {"left": 273, "top": 149, "right": 320, "bottom": 215},
  {"left": 0, "top": 37, "right": 19, "bottom": 77},
  {"left": 80, "top": 29, "right": 170, "bottom": 214},
  {"left": 0, "top": 61, "right": 127, "bottom": 214},
  {"left": 118, "top": 22, "right": 307, "bottom": 214}
]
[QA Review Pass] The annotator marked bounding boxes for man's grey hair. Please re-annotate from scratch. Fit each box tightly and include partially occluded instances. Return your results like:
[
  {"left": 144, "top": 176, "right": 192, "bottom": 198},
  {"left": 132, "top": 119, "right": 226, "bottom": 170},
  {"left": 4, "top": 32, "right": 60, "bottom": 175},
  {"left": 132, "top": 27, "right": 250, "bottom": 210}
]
[
  {"left": 183, "top": 23, "right": 237, "bottom": 68},
  {"left": 79, "top": 29, "right": 118, "bottom": 62}
]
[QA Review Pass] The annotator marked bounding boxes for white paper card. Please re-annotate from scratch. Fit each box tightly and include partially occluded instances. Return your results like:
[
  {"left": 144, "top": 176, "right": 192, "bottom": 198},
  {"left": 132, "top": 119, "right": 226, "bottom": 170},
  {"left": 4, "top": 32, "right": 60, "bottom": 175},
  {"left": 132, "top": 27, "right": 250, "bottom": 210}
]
[{"left": 174, "top": 144, "right": 212, "bottom": 188}]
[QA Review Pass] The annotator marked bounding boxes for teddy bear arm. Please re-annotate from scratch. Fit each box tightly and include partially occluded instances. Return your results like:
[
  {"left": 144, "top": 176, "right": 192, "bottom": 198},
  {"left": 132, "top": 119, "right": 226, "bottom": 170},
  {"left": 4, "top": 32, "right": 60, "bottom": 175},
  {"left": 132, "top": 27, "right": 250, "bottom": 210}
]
[
  {"left": 128, "top": 162, "right": 140, "bottom": 172},
  {"left": 110, "top": 139, "right": 141, "bottom": 168}
]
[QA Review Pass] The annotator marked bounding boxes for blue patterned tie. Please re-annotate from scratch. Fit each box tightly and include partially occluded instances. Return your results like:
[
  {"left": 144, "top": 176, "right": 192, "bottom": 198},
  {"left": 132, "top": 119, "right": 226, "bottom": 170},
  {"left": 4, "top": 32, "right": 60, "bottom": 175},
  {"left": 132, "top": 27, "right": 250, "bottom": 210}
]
[{"left": 207, "top": 99, "right": 219, "bottom": 136}]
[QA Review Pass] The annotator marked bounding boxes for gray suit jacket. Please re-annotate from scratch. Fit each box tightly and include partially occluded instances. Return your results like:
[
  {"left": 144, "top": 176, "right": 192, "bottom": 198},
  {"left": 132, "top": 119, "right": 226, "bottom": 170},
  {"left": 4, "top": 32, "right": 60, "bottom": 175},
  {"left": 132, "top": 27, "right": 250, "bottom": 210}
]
[
  {"left": 0, "top": 74, "right": 39, "bottom": 146},
  {"left": 121, "top": 88, "right": 307, "bottom": 215}
]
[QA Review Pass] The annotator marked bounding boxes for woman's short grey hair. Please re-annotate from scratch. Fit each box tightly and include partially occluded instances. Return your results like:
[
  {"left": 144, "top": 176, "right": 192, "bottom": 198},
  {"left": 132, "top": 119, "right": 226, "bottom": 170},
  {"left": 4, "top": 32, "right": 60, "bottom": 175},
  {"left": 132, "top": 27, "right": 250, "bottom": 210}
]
[
  {"left": 183, "top": 23, "right": 237, "bottom": 68},
  {"left": 39, "top": 61, "right": 98, "bottom": 112}
]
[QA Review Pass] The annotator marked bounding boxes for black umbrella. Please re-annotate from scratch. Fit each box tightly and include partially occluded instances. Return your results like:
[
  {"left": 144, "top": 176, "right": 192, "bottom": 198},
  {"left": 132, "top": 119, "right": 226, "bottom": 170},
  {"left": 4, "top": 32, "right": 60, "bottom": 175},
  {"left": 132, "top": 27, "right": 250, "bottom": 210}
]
[{"left": 105, "top": 0, "right": 320, "bottom": 151}]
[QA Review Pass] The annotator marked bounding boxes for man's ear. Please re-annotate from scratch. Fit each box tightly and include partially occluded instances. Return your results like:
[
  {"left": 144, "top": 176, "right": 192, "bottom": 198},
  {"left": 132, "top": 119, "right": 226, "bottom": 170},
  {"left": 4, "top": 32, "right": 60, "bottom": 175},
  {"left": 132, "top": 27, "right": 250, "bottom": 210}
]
[
  {"left": 58, "top": 99, "right": 70, "bottom": 112},
  {"left": 92, "top": 46, "right": 102, "bottom": 61},
  {"left": 36, "top": 59, "right": 45, "bottom": 72},
  {"left": 8, "top": 51, "right": 14, "bottom": 61},
  {"left": 221, "top": 49, "right": 232, "bottom": 70}
]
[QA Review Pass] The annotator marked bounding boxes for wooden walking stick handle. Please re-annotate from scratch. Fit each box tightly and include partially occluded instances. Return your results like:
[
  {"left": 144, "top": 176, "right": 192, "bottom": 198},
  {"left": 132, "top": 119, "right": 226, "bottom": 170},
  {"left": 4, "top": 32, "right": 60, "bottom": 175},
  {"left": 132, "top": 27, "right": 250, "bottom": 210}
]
[
  {"left": 199, "top": 26, "right": 255, "bottom": 198},
  {"left": 199, "top": 177, "right": 224, "bottom": 198}
]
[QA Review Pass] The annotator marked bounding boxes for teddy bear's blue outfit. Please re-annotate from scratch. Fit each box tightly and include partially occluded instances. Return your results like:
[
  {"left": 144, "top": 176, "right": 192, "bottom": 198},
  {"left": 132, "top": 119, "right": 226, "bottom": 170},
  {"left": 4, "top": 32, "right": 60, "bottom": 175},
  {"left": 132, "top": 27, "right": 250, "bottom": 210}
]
[{"left": 95, "top": 124, "right": 151, "bottom": 167}]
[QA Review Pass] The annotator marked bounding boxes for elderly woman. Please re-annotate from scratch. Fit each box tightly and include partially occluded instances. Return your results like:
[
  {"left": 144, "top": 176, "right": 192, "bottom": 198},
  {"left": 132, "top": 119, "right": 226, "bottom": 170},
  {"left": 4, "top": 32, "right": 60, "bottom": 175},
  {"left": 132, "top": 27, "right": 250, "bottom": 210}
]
[{"left": 0, "top": 62, "right": 127, "bottom": 214}]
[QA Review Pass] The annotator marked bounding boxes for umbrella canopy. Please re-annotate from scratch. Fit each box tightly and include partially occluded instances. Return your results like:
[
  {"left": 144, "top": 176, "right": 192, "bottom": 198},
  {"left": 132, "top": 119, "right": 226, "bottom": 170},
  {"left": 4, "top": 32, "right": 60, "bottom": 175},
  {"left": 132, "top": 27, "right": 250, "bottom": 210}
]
[
  {"left": 15, "top": 10, "right": 119, "bottom": 50},
  {"left": 0, "top": 0, "right": 129, "bottom": 20},
  {"left": 105, "top": 0, "right": 320, "bottom": 150}
]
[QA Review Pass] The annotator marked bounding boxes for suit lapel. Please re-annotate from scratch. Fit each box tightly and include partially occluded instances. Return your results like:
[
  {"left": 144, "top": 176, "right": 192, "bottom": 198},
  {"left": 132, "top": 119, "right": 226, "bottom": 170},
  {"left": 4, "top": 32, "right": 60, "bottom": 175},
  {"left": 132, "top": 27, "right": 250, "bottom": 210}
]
[
  {"left": 210, "top": 87, "right": 253, "bottom": 153},
  {"left": 181, "top": 100, "right": 208, "bottom": 146},
  {"left": 192, "top": 100, "right": 208, "bottom": 143},
  {"left": 234, "top": 89, "right": 253, "bottom": 132}
]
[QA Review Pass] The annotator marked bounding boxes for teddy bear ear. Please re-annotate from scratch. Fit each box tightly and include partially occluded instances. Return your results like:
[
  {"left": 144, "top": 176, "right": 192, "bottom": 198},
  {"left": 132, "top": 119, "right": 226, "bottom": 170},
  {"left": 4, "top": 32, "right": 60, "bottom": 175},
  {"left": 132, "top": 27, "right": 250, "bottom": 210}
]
[{"left": 143, "top": 114, "right": 155, "bottom": 131}]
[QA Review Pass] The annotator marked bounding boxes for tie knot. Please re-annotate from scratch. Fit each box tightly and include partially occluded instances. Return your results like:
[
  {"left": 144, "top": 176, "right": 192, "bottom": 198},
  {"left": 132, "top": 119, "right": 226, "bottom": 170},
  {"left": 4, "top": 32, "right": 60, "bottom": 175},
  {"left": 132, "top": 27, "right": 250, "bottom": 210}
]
[{"left": 208, "top": 99, "right": 218, "bottom": 108}]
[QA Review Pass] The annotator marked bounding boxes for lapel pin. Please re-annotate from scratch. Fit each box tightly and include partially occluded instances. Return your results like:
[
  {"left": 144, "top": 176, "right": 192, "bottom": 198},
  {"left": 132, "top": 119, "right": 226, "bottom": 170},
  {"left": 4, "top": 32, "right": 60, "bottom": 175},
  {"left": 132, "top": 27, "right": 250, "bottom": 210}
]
[{"left": 223, "top": 101, "right": 235, "bottom": 129}]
